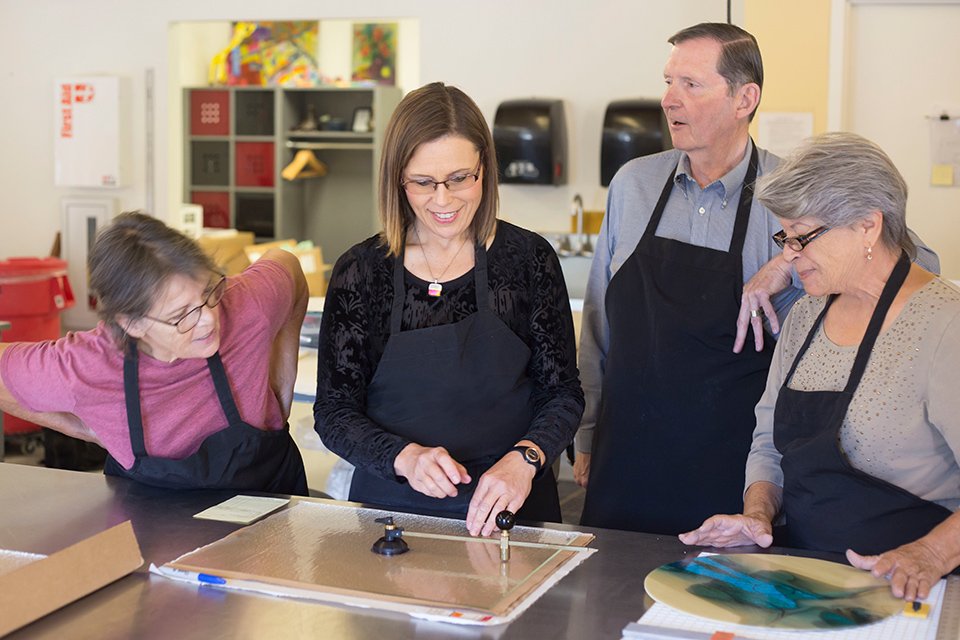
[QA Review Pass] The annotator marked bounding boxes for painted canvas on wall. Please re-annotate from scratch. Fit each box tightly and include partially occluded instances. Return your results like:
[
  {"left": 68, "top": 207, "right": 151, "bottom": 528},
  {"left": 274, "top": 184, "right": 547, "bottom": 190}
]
[
  {"left": 351, "top": 23, "right": 397, "bottom": 86},
  {"left": 210, "top": 22, "right": 319, "bottom": 87}
]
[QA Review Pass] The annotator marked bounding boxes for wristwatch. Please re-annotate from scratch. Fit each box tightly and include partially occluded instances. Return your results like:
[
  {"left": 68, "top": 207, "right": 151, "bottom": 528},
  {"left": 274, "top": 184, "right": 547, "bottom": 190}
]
[{"left": 510, "top": 445, "right": 543, "bottom": 472}]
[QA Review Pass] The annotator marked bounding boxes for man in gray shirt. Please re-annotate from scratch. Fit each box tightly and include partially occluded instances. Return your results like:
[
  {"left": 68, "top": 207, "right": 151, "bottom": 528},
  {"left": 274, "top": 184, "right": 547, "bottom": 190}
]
[{"left": 575, "top": 22, "right": 937, "bottom": 534}]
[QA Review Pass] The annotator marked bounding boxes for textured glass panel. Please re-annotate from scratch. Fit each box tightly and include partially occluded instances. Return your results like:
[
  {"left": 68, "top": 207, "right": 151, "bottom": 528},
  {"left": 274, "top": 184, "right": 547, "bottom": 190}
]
[{"left": 170, "top": 502, "right": 592, "bottom": 616}]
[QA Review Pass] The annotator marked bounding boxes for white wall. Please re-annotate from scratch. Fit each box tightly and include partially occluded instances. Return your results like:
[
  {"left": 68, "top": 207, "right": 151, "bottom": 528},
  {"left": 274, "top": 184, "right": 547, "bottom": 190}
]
[
  {"left": 843, "top": 2, "right": 960, "bottom": 279},
  {"left": 0, "top": 0, "right": 729, "bottom": 262}
]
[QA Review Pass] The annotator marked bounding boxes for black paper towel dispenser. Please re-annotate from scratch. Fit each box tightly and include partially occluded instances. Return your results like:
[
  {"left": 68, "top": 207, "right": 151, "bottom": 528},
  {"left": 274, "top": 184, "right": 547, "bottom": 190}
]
[
  {"left": 601, "top": 99, "right": 671, "bottom": 187},
  {"left": 493, "top": 98, "right": 567, "bottom": 185}
]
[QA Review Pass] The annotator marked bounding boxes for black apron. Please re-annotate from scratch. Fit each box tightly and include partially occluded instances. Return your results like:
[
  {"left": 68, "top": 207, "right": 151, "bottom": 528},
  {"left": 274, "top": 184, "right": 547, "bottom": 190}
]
[
  {"left": 104, "top": 342, "right": 308, "bottom": 496},
  {"left": 348, "top": 241, "right": 561, "bottom": 522},
  {"left": 581, "top": 147, "right": 773, "bottom": 534},
  {"left": 775, "top": 252, "right": 951, "bottom": 555}
]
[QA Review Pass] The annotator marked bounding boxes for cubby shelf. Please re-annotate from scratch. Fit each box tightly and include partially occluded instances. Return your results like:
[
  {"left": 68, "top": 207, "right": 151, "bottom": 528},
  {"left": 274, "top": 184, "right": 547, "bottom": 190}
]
[{"left": 184, "top": 85, "right": 402, "bottom": 262}]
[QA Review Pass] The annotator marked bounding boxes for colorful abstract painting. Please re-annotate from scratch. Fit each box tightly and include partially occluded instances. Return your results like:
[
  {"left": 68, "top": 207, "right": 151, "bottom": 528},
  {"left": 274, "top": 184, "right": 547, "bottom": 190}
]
[
  {"left": 210, "top": 22, "right": 319, "bottom": 87},
  {"left": 351, "top": 23, "right": 397, "bottom": 86}
]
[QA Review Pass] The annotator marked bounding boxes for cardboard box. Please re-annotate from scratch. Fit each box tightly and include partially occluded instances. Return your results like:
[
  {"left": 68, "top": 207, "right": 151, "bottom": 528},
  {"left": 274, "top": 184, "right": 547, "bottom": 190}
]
[
  {"left": 197, "top": 229, "right": 255, "bottom": 276},
  {"left": 245, "top": 242, "right": 332, "bottom": 297},
  {"left": 294, "top": 247, "right": 333, "bottom": 297},
  {"left": 242, "top": 239, "right": 297, "bottom": 264},
  {"left": 0, "top": 521, "right": 143, "bottom": 637}
]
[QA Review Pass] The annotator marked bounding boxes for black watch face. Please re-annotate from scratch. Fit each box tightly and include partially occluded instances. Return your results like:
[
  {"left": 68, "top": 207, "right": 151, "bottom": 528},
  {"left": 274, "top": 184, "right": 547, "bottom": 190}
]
[{"left": 524, "top": 448, "right": 539, "bottom": 464}]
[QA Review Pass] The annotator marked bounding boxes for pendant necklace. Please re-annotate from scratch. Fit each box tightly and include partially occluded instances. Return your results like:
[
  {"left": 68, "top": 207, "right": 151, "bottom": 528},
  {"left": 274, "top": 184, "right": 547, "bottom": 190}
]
[{"left": 416, "top": 228, "right": 470, "bottom": 297}]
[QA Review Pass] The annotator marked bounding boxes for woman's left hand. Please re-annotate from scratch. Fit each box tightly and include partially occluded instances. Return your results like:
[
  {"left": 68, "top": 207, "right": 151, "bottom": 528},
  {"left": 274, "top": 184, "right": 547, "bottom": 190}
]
[
  {"left": 466, "top": 452, "right": 536, "bottom": 537},
  {"left": 847, "top": 541, "right": 950, "bottom": 601}
]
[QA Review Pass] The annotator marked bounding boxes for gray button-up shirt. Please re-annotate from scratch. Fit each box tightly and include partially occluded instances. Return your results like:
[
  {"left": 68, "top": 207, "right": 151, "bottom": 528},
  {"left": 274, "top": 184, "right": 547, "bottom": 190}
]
[{"left": 575, "top": 140, "right": 939, "bottom": 454}]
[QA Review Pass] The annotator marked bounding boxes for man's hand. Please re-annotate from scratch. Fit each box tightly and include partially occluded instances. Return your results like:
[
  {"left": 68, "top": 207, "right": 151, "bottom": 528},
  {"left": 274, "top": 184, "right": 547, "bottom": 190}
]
[
  {"left": 734, "top": 254, "right": 793, "bottom": 353},
  {"left": 574, "top": 452, "right": 590, "bottom": 488}
]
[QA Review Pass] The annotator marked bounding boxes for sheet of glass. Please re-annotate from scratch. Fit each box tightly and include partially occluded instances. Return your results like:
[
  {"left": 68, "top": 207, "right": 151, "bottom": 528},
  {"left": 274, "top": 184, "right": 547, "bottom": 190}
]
[
  {"left": 0, "top": 550, "right": 45, "bottom": 578},
  {"left": 644, "top": 554, "right": 902, "bottom": 630},
  {"left": 168, "top": 501, "right": 593, "bottom": 617}
]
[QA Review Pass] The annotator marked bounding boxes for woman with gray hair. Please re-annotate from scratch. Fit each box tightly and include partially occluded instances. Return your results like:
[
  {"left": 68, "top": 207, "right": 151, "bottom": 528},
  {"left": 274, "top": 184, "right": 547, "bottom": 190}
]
[
  {"left": 0, "top": 212, "right": 309, "bottom": 494},
  {"left": 680, "top": 132, "right": 960, "bottom": 603}
]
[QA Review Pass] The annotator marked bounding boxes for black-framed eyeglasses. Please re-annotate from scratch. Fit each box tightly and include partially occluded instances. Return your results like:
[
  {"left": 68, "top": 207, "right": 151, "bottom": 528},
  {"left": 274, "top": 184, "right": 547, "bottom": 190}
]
[
  {"left": 144, "top": 276, "right": 226, "bottom": 334},
  {"left": 401, "top": 157, "right": 483, "bottom": 195},
  {"left": 772, "top": 226, "right": 831, "bottom": 251}
]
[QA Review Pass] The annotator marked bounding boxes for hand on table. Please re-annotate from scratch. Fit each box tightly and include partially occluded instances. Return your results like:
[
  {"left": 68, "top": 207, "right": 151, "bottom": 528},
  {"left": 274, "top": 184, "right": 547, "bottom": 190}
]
[
  {"left": 393, "top": 443, "right": 471, "bottom": 499},
  {"left": 734, "top": 254, "right": 793, "bottom": 353},
  {"left": 573, "top": 452, "right": 590, "bottom": 488},
  {"left": 679, "top": 513, "right": 774, "bottom": 549},
  {"left": 466, "top": 451, "right": 536, "bottom": 537},
  {"left": 847, "top": 540, "right": 951, "bottom": 602}
]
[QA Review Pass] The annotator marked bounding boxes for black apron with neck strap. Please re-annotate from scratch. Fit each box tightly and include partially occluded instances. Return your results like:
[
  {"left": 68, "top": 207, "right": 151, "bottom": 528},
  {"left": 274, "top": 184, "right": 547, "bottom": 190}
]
[
  {"left": 348, "top": 240, "right": 561, "bottom": 521},
  {"left": 103, "top": 342, "right": 308, "bottom": 496},
  {"left": 775, "top": 252, "right": 951, "bottom": 554},
  {"left": 581, "top": 146, "right": 772, "bottom": 535}
]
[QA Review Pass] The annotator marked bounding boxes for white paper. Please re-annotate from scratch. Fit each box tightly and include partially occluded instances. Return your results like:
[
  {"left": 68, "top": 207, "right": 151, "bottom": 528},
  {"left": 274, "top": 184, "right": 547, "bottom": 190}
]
[
  {"left": 757, "top": 112, "right": 814, "bottom": 160},
  {"left": 930, "top": 118, "right": 960, "bottom": 187},
  {"left": 193, "top": 495, "right": 290, "bottom": 524}
]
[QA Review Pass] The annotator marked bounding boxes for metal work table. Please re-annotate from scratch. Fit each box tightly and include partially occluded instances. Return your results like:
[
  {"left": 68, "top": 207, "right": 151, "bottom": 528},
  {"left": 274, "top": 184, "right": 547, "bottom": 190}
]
[{"left": 0, "top": 463, "right": 840, "bottom": 639}]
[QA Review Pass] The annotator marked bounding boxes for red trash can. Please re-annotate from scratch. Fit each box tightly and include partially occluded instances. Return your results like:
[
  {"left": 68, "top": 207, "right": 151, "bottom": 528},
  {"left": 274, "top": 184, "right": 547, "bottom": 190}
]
[{"left": 0, "top": 257, "right": 76, "bottom": 436}]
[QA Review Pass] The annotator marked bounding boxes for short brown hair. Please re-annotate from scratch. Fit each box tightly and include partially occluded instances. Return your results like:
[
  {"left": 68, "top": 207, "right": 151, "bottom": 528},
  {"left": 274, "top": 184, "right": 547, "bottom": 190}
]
[
  {"left": 89, "top": 211, "right": 218, "bottom": 347},
  {"left": 669, "top": 22, "right": 764, "bottom": 121},
  {"left": 378, "top": 82, "right": 499, "bottom": 257}
]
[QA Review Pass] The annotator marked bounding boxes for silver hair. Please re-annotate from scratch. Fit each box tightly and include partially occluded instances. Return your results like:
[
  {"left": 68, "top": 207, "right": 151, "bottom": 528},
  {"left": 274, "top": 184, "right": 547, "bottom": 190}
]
[{"left": 755, "top": 131, "right": 915, "bottom": 258}]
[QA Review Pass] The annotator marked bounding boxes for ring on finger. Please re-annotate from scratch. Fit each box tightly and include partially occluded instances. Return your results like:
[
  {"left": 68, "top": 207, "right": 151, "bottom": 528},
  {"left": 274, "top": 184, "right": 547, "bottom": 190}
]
[{"left": 750, "top": 309, "right": 762, "bottom": 318}]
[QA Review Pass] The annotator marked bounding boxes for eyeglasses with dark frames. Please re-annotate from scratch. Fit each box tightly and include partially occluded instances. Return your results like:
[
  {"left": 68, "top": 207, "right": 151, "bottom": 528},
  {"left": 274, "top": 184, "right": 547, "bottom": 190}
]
[
  {"left": 772, "top": 226, "right": 831, "bottom": 251},
  {"left": 401, "top": 156, "right": 483, "bottom": 195},
  {"left": 144, "top": 276, "right": 227, "bottom": 334}
]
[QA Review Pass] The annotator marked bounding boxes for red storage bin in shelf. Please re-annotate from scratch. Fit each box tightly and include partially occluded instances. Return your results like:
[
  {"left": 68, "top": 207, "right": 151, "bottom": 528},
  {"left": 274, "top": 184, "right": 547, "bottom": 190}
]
[
  {"left": 0, "top": 257, "right": 76, "bottom": 436},
  {"left": 236, "top": 142, "right": 275, "bottom": 187},
  {"left": 192, "top": 191, "right": 231, "bottom": 228},
  {"left": 190, "top": 90, "right": 230, "bottom": 136}
]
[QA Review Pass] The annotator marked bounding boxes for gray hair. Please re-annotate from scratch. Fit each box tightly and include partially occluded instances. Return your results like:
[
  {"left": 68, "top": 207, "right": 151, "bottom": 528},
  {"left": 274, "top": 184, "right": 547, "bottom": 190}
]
[
  {"left": 88, "top": 211, "right": 219, "bottom": 347},
  {"left": 669, "top": 22, "right": 763, "bottom": 121},
  {"left": 755, "top": 132, "right": 915, "bottom": 258}
]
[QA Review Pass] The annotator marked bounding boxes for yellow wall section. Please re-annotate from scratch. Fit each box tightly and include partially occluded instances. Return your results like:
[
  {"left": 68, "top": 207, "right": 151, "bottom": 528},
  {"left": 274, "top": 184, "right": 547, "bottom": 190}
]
[{"left": 745, "top": 0, "right": 832, "bottom": 136}]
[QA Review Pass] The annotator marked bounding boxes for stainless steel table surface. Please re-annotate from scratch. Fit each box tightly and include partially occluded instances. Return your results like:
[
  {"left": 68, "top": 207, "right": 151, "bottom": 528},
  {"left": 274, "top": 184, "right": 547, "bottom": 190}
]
[{"left": 0, "top": 463, "right": 841, "bottom": 640}]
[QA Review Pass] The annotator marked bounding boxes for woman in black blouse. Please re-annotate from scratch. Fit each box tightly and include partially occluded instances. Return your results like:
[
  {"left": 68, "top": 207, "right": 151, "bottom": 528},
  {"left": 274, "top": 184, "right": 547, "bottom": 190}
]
[{"left": 314, "top": 82, "right": 583, "bottom": 536}]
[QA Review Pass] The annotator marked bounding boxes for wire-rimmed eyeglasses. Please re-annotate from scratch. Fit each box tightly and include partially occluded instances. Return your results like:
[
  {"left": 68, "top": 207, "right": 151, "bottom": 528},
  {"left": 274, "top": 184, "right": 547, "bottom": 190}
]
[
  {"left": 143, "top": 275, "right": 226, "bottom": 334},
  {"left": 401, "top": 158, "right": 483, "bottom": 195}
]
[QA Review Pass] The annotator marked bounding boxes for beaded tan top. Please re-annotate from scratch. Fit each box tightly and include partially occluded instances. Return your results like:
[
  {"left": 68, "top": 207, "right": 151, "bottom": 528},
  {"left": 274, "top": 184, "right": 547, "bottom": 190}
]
[{"left": 746, "top": 278, "right": 960, "bottom": 510}]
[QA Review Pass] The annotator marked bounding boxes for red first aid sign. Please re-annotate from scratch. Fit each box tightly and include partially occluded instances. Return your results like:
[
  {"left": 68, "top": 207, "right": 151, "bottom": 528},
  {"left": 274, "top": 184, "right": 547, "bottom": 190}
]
[
  {"left": 54, "top": 76, "right": 124, "bottom": 187},
  {"left": 60, "top": 83, "right": 72, "bottom": 138}
]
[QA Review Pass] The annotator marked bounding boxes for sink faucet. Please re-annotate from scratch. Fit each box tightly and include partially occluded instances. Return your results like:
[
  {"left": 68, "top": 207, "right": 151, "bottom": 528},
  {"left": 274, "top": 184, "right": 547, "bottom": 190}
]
[{"left": 571, "top": 194, "right": 594, "bottom": 257}]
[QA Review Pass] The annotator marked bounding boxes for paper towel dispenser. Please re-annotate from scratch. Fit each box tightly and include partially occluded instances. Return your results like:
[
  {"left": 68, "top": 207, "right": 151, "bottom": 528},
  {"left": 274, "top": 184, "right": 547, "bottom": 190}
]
[
  {"left": 601, "top": 99, "right": 671, "bottom": 187},
  {"left": 493, "top": 98, "right": 567, "bottom": 185}
]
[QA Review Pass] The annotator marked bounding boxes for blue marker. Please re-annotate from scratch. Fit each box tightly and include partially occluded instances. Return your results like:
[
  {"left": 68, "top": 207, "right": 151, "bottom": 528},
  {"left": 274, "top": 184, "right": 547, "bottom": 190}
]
[{"left": 165, "top": 567, "right": 227, "bottom": 585}]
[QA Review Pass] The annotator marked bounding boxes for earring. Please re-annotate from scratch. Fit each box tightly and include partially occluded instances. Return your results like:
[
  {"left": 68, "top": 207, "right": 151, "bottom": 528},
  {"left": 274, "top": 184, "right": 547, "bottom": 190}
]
[{"left": 866, "top": 245, "right": 873, "bottom": 260}]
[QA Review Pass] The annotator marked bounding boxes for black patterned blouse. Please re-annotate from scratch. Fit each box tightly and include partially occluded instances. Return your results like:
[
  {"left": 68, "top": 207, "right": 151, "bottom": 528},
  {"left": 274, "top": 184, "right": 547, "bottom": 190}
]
[{"left": 313, "top": 220, "right": 584, "bottom": 480}]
